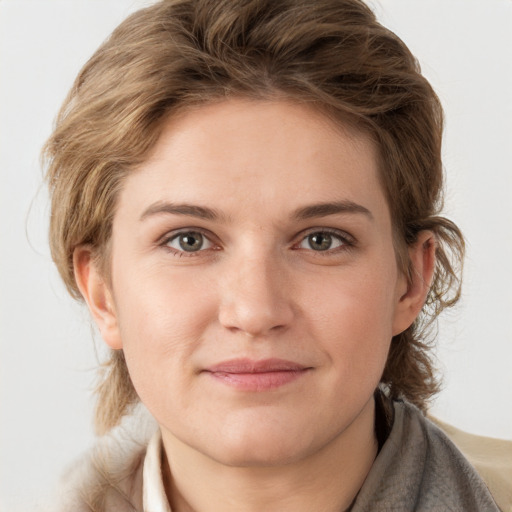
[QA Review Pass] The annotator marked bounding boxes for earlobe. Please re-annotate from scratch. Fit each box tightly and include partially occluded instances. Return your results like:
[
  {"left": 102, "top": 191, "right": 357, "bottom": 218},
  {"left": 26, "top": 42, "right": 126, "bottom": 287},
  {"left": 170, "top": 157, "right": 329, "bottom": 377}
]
[
  {"left": 392, "top": 231, "right": 436, "bottom": 336},
  {"left": 73, "top": 246, "right": 123, "bottom": 350}
]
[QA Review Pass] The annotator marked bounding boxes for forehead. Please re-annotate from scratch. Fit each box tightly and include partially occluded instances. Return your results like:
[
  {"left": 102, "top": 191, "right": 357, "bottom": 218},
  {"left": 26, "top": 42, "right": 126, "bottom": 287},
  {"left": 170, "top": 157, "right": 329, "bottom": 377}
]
[{"left": 118, "top": 98, "right": 388, "bottom": 223}]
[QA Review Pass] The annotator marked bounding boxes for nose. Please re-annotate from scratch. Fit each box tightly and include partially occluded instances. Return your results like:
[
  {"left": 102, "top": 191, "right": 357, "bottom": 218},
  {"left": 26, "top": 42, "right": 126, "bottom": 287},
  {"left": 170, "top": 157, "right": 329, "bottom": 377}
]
[{"left": 218, "top": 251, "right": 295, "bottom": 338}]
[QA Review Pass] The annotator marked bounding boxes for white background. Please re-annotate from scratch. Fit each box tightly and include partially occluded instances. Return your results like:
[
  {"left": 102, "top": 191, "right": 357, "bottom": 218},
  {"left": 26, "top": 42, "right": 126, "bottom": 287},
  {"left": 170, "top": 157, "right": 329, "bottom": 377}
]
[{"left": 1, "top": 1, "right": 511, "bottom": 510}]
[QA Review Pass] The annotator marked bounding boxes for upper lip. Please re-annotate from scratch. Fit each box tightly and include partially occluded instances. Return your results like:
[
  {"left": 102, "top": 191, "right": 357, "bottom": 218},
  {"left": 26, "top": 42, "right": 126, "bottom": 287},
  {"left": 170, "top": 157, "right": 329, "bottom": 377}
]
[{"left": 204, "top": 358, "right": 309, "bottom": 373}]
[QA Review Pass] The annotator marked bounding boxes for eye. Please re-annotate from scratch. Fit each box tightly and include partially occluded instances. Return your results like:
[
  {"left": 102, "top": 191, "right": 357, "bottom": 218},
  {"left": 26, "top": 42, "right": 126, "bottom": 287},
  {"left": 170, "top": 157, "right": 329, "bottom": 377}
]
[
  {"left": 298, "top": 231, "right": 350, "bottom": 252},
  {"left": 165, "top": 231, "right": 213, "bottom": 253}
]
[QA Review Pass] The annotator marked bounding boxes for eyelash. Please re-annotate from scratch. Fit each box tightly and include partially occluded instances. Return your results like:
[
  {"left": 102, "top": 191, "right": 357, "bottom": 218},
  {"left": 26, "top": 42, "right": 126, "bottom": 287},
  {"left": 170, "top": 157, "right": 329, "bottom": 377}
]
[
  {"left": 293, "top": 228, "right": 355, "bottom": 255},
  {"left": 159, "top": 227, "right": 355, "bottom": 257},
  {"left": 160, "top": 229, "right": 218, "bottom": 257}
]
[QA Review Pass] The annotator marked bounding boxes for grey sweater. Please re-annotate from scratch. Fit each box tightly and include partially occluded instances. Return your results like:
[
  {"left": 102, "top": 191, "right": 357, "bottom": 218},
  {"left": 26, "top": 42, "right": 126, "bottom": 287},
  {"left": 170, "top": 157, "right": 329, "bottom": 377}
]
[{"left": 351, "top": 400, "right": 499, "bottom": 511}]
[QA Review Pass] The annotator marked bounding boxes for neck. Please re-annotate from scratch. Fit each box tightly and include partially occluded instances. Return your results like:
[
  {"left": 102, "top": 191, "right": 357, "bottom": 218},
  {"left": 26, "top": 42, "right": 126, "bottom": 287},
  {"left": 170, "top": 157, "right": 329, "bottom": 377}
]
[{"left": 160, "top": 397, "right": 377, "bottom": 512}]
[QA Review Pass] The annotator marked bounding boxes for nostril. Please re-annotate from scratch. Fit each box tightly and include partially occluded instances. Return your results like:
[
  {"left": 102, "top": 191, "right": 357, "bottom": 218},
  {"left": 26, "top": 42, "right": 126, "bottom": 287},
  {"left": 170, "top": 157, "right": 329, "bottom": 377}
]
[{"left": 218, "top": 302, "right": 292, "bottom": 337}]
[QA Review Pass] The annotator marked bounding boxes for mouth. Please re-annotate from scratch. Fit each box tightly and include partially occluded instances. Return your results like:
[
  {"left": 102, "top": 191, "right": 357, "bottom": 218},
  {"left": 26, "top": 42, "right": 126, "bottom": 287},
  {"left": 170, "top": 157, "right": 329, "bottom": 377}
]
[{"left": 202, "top": 358, "right": 312, "bottom": 391}]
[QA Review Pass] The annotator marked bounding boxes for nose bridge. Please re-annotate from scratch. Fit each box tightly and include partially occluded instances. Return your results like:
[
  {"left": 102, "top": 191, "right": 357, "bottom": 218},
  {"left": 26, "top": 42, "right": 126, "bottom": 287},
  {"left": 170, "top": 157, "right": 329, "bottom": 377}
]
[{"left": 218, "top": 244, "right": 294, "bottom": 337}]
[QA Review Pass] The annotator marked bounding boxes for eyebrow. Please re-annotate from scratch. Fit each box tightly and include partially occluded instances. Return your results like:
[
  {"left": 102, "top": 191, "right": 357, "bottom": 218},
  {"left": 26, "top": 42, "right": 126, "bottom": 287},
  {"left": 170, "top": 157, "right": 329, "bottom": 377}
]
[
  {"left": 140, "top": 201, "right": 224, "bottom": 222},
  {"left": 139, "top": 199, "right": 373, "bottom": 223},
  {"left": 293, "top": 201, "right": 373, "bottom": 221}
]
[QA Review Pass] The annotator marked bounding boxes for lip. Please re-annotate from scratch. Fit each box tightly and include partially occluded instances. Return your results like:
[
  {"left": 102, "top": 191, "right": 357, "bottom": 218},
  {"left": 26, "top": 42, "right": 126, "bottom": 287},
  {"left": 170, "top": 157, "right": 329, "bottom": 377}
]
[{"left": 202, "top": 358, "right": 311, "bottom": 391}]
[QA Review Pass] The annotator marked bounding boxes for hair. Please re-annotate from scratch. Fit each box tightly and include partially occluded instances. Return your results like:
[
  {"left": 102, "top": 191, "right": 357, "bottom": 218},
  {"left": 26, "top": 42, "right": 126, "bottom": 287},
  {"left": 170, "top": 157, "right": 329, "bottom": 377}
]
[{"left": 43, "top": 0, "right": 464, "bottom": 435}]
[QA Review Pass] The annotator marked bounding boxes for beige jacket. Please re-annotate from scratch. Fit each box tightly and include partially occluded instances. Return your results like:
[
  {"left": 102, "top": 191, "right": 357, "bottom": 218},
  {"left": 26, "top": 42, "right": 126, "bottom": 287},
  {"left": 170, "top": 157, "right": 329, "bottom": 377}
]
[{"left": 429, "top": 416, "right": 512, "bottom": 512}]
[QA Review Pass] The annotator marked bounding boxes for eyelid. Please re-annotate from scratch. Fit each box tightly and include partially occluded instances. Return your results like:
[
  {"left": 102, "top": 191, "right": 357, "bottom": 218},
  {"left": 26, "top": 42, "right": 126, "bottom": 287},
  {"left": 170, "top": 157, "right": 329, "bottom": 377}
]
[
  {"left": 293, "top": 227, "right": 356, "bottom": 251},
  {"left": 159, "top": 228, "right": 220, "bottom": 255},
  {"left": 156, "top": 226, "right": 355, "bottom": 256}
]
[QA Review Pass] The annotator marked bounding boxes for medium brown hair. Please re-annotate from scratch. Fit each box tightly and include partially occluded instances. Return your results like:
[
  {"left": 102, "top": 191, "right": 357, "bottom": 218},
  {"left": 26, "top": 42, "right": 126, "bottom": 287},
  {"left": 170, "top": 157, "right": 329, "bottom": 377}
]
[{"left": 43, "top": 0, "right": 464, "bottom": 434}]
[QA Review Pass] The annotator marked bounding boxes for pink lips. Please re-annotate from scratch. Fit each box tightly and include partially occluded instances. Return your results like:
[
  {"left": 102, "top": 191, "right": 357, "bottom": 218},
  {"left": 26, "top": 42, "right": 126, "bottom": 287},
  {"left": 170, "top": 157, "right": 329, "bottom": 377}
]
[{"left": 203, "top": 358, "right": 310, "bottom": 391}]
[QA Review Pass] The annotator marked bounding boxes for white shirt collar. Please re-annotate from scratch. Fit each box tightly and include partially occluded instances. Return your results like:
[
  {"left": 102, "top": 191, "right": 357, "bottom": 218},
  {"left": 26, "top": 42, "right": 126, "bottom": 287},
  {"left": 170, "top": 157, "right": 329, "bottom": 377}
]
[{"left": 143, "top": 429, "right": 172, "bottom": 512}]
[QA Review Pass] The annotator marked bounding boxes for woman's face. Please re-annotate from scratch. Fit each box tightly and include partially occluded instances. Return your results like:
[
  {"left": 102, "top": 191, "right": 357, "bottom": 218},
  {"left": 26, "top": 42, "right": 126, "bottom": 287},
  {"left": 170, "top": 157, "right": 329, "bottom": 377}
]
[{"left": 91, "top": 99, "right": 415, "bottom": 466}]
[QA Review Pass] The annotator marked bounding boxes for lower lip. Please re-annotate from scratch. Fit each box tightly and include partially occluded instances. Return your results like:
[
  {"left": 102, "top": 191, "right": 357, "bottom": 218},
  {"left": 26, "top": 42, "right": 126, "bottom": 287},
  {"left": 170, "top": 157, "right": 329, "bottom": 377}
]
[{"left": 206, "top": 369, "right": 309, "bottom": 391}]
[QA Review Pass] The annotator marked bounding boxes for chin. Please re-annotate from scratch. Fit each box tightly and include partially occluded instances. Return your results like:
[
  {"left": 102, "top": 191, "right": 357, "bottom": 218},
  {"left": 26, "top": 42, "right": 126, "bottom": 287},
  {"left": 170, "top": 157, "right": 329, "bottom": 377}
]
[
  {"left": 200, "top": 422, "right": 320, "bottom": 468},
  {"left": 214, "top": 443, "right": 305, "bottom": 468}
]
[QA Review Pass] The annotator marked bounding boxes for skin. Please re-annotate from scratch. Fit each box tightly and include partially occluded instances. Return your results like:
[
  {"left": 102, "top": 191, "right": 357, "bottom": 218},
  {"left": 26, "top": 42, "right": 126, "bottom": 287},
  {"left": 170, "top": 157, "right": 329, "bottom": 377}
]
[{"left": 75, "top": 98, "right": 435, "bottom": 512}]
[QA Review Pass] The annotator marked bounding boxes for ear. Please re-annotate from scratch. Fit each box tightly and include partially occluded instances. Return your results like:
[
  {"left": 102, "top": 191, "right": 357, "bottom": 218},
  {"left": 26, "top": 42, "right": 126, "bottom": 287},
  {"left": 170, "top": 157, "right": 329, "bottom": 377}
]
[
  {"left": 392, "top": 231, "right": 436, "bottom": 336},
  {"left": 73, "top": 246, "right": 123, "bottom": 350}
]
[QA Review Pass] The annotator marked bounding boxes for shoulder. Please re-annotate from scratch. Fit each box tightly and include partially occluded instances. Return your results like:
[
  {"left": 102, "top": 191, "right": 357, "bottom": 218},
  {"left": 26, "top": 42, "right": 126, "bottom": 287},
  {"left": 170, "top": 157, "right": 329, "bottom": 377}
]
[
  {"left": 352, "top": 400, "right": 501, "bottom": 512},
  {"left": 401, "top": 402, "right": 496, "bottom": 501},
  {"left": 429, "top": 414, "right": 512, "bottom": 512},
  {"left": 41, "top": 407, "right": 157, "bottom": 512}
]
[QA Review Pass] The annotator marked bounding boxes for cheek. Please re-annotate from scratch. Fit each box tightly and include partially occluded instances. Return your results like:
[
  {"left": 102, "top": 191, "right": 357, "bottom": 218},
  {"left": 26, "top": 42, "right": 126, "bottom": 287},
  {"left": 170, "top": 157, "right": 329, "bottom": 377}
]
[
  {"left": 306, "top": 262, "right": 398, "bottom": 330},
  {"left": 112, "top": 265, "right": 218, "bottom": 405},
  {"left": 305, "top": 266, "right": 398, "bottom": 375},
  {"left": 115, "top": 260, "right": 217, "bottom": 342}
]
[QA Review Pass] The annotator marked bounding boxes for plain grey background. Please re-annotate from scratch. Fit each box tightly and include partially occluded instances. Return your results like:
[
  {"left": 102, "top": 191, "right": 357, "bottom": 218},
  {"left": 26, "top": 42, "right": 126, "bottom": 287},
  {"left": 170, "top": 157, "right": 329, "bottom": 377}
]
[{"left": 1, "top": 1, "right": 511, "bottom": 510}]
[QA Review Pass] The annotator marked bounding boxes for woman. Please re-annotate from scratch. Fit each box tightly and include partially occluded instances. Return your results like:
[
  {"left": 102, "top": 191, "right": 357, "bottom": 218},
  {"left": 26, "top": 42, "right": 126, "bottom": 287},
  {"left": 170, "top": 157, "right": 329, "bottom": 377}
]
[{"left": 42, "top": 0, "right": 501, "bottom": 510}]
